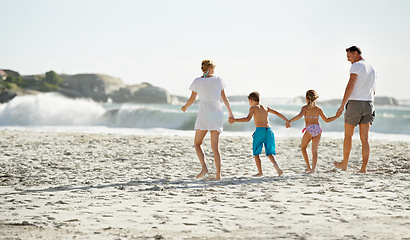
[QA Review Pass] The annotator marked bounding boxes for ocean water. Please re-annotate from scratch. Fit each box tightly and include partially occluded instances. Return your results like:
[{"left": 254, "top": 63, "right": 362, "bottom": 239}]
[{"left": 1, "top": 93, "right": 410, "bottom": 141}]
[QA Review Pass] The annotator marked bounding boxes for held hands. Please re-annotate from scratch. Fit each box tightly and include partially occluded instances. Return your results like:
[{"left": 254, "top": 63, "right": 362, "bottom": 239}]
[
  {"left": 286, "top": 120, "right": 291, "bottom": 128},
  {"left": 336, "top": 106, "right": 344, "bottom": 116},
  {"left": 228, "top": 116, "right": 235, "bottom": 124}
]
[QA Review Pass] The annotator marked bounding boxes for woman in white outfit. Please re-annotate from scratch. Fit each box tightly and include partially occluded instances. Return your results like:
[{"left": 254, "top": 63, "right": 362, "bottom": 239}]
[{"left": 181, "top": 60, "right": 233, "bottom": 180}]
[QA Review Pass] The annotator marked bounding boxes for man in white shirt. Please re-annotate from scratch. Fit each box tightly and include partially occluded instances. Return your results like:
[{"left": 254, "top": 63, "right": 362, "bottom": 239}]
[{"left": 334, "top": 46, "right": 376, "bottom": 173}]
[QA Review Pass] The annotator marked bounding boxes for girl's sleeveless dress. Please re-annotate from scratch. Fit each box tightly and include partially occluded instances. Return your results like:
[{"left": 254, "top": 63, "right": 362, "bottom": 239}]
[{"left": 189, "top": 76, "right": 226, "bottom": 133}]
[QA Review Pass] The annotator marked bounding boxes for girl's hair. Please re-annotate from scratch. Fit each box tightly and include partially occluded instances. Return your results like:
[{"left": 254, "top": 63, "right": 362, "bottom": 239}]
[
  {"left": 306, "top": 90, "right": 319, "bottom": 109},
  {"left": 201, "top": 60, "right": 215, "bottom": 72}
]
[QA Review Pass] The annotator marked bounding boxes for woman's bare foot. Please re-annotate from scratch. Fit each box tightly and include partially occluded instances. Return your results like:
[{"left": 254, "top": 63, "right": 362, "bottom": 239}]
[
  {"left": 196, "top": 169, "right": 208, "bottom": 178},
  {"left": 334, "top": 161, "right": 347, "bottom": 170},
  {"left": 253, "top": 172, "right": 263, "bottom": 177}
]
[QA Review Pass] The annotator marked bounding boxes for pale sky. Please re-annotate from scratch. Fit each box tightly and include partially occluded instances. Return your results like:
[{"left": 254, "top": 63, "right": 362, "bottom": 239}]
[{"left": 2, "top": 0, "right": 410, "bottom": 100}]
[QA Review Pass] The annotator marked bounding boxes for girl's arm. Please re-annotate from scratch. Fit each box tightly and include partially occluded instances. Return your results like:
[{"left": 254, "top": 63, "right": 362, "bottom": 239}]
[
  {"left": 288, "top": 106, "right": 306, "bottom": 123},
  {"left": 319, "top": 107, "right": 341, "bottom": 123},
  {"left": 221, "top": 90, "right": 234, "bottom": 118},
  {"left": 181, "top": 91, "right": 197, "bottom": 112}
]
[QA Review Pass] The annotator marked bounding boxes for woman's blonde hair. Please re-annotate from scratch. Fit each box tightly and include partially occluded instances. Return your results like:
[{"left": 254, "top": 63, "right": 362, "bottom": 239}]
[
  {"left": 201, "top": 60, "right": 215, "bottom": 72},
  {"left": 306, "top": 90, "right": 319, "bottom": 109}
]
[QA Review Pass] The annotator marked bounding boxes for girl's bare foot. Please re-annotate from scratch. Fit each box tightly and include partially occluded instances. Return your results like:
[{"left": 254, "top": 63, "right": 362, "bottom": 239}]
[
  {"left": 196, "top": 169, "right": 208, "bottom": 178},
  {"left": 253, "top": 172, "right": 263, "bottom": 177}
]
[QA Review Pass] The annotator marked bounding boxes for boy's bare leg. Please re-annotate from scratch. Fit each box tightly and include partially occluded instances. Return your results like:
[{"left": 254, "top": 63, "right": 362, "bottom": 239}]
[
  {"left": 334, "top": 123, "right": 355, "bottom": 170},
  {"left": 267, "top": 155, "right": 283, "bottom": 176},
  {"left": 254, "top": 155, "right": 263, "bottom": 176},
  {"left": 194, "top": 130, "right": 208, "bottom": 178},
  {"left": 210, "top": 130, "right": 222, "bottom": 180},
  {"left": 358, "top": 123, "right": 370, "bottom": 173},
  {"left": 301, "top": 132, "right": 312, "bottom": 172},
  {"left": 310, "top": 134, "right": 321, "bottom": 173}
]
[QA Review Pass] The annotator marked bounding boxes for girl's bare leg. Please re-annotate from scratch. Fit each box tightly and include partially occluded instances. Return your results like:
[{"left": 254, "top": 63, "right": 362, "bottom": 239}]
[
  {"left": 210, "top": 130, "right": 221, "bottom": 180},
  {"left": 301, "top": 132, "right": 313, "bottom": 172},
  {"left": 194, "top": 130, "right": 208, "bottom": 178},
  {"left": 254, "top": 155, "right": 263, "bottom": 176},
  {"left": 310, "top": 133, "right": 321, "bottom": 173}
]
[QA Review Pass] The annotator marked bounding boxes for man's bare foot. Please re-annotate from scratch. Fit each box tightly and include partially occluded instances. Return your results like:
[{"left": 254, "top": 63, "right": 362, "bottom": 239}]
[
  {"left": 253, "top": 172, "right": 263, "bottom": 177},
  {"left": 196, "top": 169, "right": 208, "bottom": 178},
  {"left": 334, "top": 161, "right": 347, "bottom": 171}
]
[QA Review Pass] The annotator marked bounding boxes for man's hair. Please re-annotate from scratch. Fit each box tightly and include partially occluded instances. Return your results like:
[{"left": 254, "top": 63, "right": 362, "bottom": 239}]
[
  {"left": 248, "top": 91, "right": 260, "bottom": 102},
  {"left": 346, "top": 46, "right": 362, "bottom": 55}
]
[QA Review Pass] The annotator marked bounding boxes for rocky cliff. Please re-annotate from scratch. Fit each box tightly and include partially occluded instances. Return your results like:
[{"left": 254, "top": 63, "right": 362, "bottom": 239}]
[{"left": 0, "top": 70, "right": 185, "bottom": 104}]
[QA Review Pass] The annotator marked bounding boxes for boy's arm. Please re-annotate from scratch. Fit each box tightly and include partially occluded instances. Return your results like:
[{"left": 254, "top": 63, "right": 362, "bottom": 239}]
[
  {"left": 288, "top": 106, "right": 305, "bottom": 123},
  {"left": 221, "top": 90, "right": 234, "bottom": 118},
  {"left": 181, "top": 91, "right": 197, "bottom": 112},
  {"left": 319, "top": 107, "right": 341, "bottom": 123},
  {"left": 268, "top": 107, "right": 289, "bottom": 122},
  {"left": 231, "top": 107, "right": 254, "bottom": 123}
]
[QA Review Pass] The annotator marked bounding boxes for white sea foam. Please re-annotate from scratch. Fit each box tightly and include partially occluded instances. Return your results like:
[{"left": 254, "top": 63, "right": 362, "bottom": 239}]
[{"left": 1, "top": 93, "right": 409, "bottom": 141}]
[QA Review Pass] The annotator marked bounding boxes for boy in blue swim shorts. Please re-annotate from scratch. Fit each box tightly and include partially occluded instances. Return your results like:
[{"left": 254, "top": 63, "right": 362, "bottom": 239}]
[{"left": 229, "top": 91, "right": 290, "bottom": 176}]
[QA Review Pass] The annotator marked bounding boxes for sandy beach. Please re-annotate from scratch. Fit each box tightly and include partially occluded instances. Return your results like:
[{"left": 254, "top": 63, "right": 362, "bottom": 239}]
[{"left": 0, "top": 130, "right": 409, "bottom": 239}]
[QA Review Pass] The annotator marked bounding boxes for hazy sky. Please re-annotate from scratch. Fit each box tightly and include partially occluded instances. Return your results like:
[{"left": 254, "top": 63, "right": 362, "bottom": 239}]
[{"left": 2, "top": 0, "right": 410, "bottom": 100}]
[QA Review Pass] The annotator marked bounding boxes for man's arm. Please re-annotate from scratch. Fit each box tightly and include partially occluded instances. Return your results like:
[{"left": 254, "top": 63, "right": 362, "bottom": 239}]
[{"left": 337, "top": 73, "right": 357, "bottom": 115}]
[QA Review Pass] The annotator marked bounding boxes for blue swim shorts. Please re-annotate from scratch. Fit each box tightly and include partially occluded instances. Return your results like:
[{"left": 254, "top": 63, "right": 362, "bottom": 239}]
[{"left": 252, "top": 127, "right": 276, "bottom": 156}]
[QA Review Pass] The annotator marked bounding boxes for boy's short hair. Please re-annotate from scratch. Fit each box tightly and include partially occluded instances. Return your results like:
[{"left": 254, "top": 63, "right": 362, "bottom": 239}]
[
  {"left": 248, "top": 91, "right": 260, "bottom": 102},
  {"left": 346, "top": 46, "right": 362, "bottom": 55}
]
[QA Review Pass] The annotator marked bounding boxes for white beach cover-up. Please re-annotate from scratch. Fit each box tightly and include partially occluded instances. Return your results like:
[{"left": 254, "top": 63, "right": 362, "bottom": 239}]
[{"left": 189, "top": 76, "right": 226, "bottom": 133}]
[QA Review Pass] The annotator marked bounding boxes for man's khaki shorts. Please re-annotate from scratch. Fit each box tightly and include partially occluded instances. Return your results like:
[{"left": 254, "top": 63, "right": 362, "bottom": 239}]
[{"left": 345, "top": 100, "right": 375, "bottom": 126}]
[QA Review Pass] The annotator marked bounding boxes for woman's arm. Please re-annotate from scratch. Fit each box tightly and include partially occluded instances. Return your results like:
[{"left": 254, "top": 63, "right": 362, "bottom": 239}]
[
  {"left": 181, "top": 91, "right": 197, "bottom": 112},
  {"left": 221, "top": 90, "right": 233, "bottom": 118}
]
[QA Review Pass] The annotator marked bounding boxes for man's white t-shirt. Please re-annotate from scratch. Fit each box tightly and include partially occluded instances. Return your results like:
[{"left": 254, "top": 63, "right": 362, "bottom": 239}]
[{"left": 349, "top": 59, "right": 376, "bottom": 101}]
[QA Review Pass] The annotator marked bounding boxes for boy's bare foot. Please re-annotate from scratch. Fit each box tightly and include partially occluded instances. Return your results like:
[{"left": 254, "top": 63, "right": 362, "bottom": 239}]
[
  {"left": 253, "top": 172, "right": 263, "bottom": 177},
  {"left": 196, "top": 169, "right": 208, "bottom": 178},
  {"left": 334, "top": 161, "right": 347, "bottom": 171},
  {"left": 274, "top": 164, "right": 283, "bottom": 176}
]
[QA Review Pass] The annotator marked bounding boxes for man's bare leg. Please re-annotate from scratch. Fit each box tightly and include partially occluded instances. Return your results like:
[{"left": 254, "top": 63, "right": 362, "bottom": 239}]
[
  {"left": 267, "top": 155, "right": 283, "bottom": 176},
  {"left": 210, "top": 130, "right": 222, "bottom": 180},
  {"left": 334, "top": 123, "right": 355, "bottom": 170},
  {"left": 194, "top": 130, "right": 208, "bottom": 178},
  {"left": 358, "top": 123, "right": 370, "bottom": 173}
]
